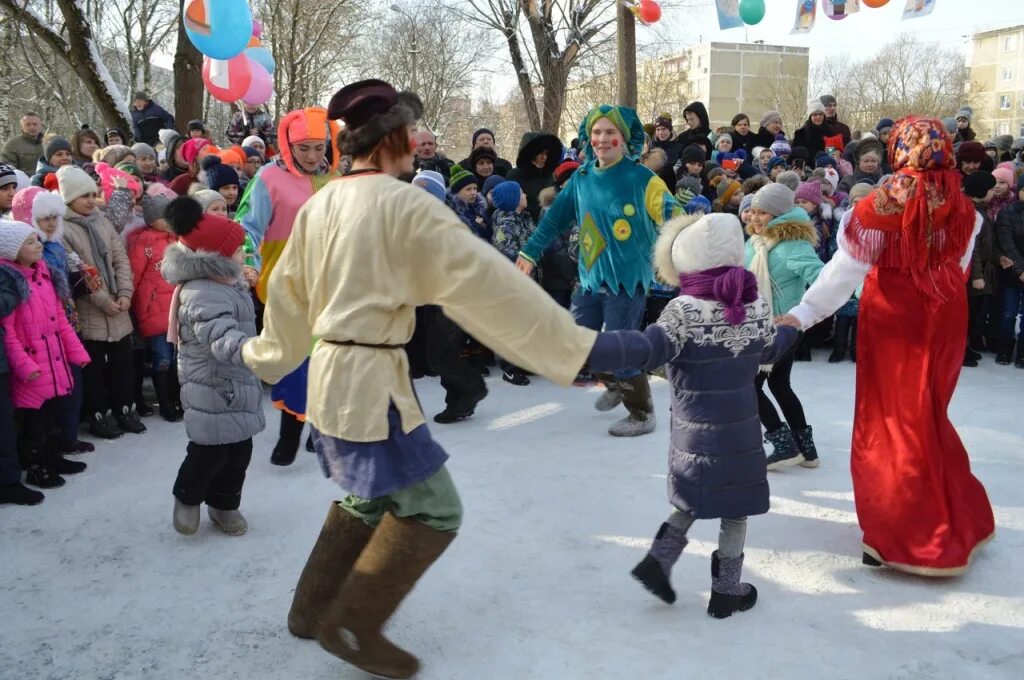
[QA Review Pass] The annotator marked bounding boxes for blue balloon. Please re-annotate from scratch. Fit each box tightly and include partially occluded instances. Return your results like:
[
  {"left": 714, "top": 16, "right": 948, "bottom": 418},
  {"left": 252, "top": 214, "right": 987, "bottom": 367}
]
[
  {"left": 183, "top": 0, "right": 253, "bottom": 60},
  {"left": 246, "top": 46, "right": 276, "bottom": 76}
]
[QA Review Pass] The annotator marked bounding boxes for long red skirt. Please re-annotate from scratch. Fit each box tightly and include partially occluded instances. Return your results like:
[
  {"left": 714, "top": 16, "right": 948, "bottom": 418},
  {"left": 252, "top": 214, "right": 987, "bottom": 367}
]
[{"left": 853, "top": 264, "right": 995, "bottom": 576}]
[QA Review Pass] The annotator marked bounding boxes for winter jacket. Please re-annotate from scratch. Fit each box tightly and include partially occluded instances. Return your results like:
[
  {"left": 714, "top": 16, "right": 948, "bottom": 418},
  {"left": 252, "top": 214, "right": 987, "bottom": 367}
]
[
  {"left": 969, "top": 209, "right": 998, "bottom": 296},
  {"left": 457, "top": 153, "right": 513, "bottom": 179},
  {"left": 587, "top": 296, "right": 799, "bottom": 519},
  {"left": 0, "top": 265, "right": 29, "bottom": 374},
  {"left": 452, "top": 193, "right": 491, "bottom": 241},
  {"left": 508, "top": 132, "right": 562, "bottom": 222},
  {"left": 226, "top": 109, "right": 277, "bottom": 150},
  {"left": 751, "top": 126, "right": 782, "bottom": 152},
  {"left": 675, "top": 102, "right": 714, "bottom": 161},
  {"left": 1, "top": 133, "right": 43, "bottom": 175},
  {"left": 730, "top": 128, "right": 759, "bottom": 159},
  {"left": 30, "top": 163, "right": 60, "bottom": 188},
  {"left": 651, "top": 137, "right": 684, "bottom": 193},
  {"left": 491, "top": 209, "right": 535, "bottom": 261},
  {"left": 127, "top": 227, "right": 177, "bottom": 337},
  {"left": 537, "top": 187, "right": 579, "bottom": 295},
  {"left": 1, "top": 261, "right": 90, "bottom": 409},
  {"left": 161, "top": 244, "right": 265, "bottom": 446},
  {"left": 824, "top": 116, "right": 852, "bottom": 146},
  {"left": 130, "top": 100, "right": 175, "bottom": 147},
  {"left": 995, "top": 200, "right": 1024, "bottom": 289},
  {"left": 792, "top": 119, "right": 830, "bottom": 159},
  {"left": 744, "top": 213, "right": 825, "bottom": 316},
  {"left": 62, "top": 207, "right": 134, "bottom": 342}
]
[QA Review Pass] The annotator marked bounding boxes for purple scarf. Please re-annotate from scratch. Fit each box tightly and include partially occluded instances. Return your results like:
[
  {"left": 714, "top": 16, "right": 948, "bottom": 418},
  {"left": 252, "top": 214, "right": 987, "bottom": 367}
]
[{"left": 678, "top": 266, "right": 758, "bottom": 325}]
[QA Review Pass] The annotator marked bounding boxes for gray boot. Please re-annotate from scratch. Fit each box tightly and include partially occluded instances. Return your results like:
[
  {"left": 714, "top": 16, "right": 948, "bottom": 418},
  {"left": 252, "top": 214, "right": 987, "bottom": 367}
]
[
  {"left": 707, "top": 551, "right": 757, "bottom": 619},
  {"left": 609, "top": 375, "right": 656, "bottom": 437},
  {"left": 765, "top": 425, "right": 805, "bottom": 470},
  {"left": 593, "top": 373, "right": 623, "bottom": 412},
  {"left": 173, "top": 499, "right": 200, "bottom": 535},
  {"left": 208, "top": 507, "right": 248, "bottom": 536}
]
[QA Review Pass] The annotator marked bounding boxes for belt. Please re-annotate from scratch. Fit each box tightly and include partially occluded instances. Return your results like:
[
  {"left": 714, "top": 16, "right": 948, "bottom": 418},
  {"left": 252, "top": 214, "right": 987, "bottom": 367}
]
[{"left": 324, "top": 339, "right": 407, "bottom": 350}]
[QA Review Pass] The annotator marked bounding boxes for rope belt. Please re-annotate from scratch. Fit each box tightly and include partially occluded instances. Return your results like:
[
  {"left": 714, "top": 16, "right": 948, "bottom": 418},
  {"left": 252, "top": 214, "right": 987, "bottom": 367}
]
[{"left": 324, "top": 339, "right": 407, "bottom": 350}]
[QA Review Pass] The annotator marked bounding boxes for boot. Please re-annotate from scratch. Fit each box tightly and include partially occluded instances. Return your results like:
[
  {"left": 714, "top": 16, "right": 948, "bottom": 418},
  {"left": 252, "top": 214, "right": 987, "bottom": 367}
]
[
  {"left": 0, "top": 482, "right": 44, "bottom": 505},
  {"left": 631, "top": 522, "right": 688, "bottom": 604},
  {"left": 995, "top": 338, "right": 1013, "bottom": 365},
  {"left": 828, "top": 317, "right": 850, "bottom": 363},
  {"left": 61, "top": 440, "right": 95, "bottom": 454},
  {"left": 794, "top": 339, "right": 812, "bottom": 362},
  {"left": 134, "top": 351, "right": 155, "bottom": 417},
  {"left": 270, "top": 411, "right": 304, "bottom": 466},
  {"left": 434, "top": 384, "right": 488, "bottom": 425},
  {"left": 707, "top": 551, "right": 758, "bottom": 619},
  {"left": 849, "top": 318, "right": 857, "bottom": 363},
  {"left": 116, "top": 404, "right": 147, "bottom": 434},
  {"left": 317, "top": 513, "right": 455, "bottom": 679},
  {"left": 288, "top": 503, "right": 376, "bottom": 639},
  {"left": 89, "top": 410, "right": 123, "bottom": 439},
  {"left": 173, "top": 498, "right": 200, "bottom": 535},
  {"left": 208, "top": 507, "right": 248, "bottom": 536},
  {"left": 609, "top": 375, "right": 656, "bottom": 437},
  {"left": 153, "top": 370, "right": 183, "bottom": 423},
  {"left": 765, "top": 425, "right": 805, "bottom": 470},
  {"left": 21, "top": 439, "right": 64, "bottom": 489},
  {"left": 793, "top": 425, "right": 820, "bottom": 469},
  {"left": 593, "top": 372, "right": 623, "bottom": 412}
]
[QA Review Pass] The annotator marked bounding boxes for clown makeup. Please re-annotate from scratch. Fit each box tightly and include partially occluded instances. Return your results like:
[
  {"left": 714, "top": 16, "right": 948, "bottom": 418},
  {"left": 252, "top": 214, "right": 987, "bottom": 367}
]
[{"left": 590, "top": 117, "right": 626, "bottom": 167}]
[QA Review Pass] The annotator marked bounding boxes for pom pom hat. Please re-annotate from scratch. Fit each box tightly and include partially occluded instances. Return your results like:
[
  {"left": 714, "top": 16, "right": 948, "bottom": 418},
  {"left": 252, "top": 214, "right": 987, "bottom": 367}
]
[{"left": 165, "top": 196, "right": 245, "bottom": 258}]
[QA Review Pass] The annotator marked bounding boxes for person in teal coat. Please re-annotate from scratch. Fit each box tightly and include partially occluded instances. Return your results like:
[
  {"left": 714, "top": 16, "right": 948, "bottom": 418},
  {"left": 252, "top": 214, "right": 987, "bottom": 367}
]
[
  {"left": 516, "top": 104, "right": 681, "bottom": 436},
  {"left": 744, "top": 183, "right": 824, "bottom": 470}
]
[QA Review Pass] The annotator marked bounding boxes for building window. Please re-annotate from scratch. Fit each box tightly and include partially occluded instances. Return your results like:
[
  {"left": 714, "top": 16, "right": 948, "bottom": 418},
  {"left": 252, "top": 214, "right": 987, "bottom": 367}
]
[
  {"left": 1003, "top": 66, "right": 1015, "bottom": 81},
  {"left": 1000, "top": 95, "right": 1012, "bottom": 110},
  {"left": 697, "top": 56, "right": 703, "bottom": 69},
  {"left": 997, "top": 122, "right": 1011, "bottom": 135},
  {"left": 1005, "top": 35, "right": 1017, "bottom": 52}
]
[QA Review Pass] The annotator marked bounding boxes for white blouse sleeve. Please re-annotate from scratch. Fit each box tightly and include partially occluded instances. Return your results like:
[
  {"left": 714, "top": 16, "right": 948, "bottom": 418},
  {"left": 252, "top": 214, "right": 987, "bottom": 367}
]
[{"left": 959, "top": 213, "right": 983, "bottom": 274}]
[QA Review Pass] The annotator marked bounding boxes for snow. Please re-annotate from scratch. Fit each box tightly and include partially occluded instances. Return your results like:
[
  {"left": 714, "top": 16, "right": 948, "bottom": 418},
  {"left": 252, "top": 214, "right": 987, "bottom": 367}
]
[
  {"left": 2, "top": 358, "right": 1023, "bottom": 679},
  {"left": 85, "top": 36, "right": 135, "bottom": 127}
]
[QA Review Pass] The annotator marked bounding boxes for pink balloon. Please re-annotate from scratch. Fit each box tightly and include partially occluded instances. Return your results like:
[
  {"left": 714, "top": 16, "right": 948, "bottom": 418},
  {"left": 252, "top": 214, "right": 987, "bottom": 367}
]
[
  {"left": 251, "top": 19, "right": 263, "bottom": 38},
  {"left": 202, "top": 55, "right": 252, "bottom": 104},
  {"left": 241, "top": 59, "right": 273, "bottom": 106}
]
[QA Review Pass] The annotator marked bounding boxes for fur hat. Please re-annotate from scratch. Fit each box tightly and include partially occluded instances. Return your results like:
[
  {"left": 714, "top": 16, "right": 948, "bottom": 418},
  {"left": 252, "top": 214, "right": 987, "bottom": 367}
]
[
  {"left": 770, "top": 134, "right": 791, "bottom": 157},
  {"left": 760, "top": 110, "right": 783, "bottom": 129},
  {"left": 329, "top": 79, "right": 423, "bottom": 158},
  {"left": 201, "top": 156, "right": 240, "bottom": 191},
  {"left": 131, "top": 143, "right": 157, "bottom": 161},
  {"left": 807, "top": 100, "right": 825, "bottom": 118},
  {"left": 141, "top": 194, "right": 170, "bottom": 225},
  {"left": 165, "top": 196, "right": 244, "bottom": 258},
  {"left": 795, "top": 181, "right": 823, "bottom": 208},
  {"left": 448, "top": 164, "right": 477, "bottom": 194},
  {"left": 44, "top": 136, "right": 72, "bottom": 164},
  {"left": 654, "top": 213, "right": 744, "bottom": 283},
  {"left": 775, "top": 170, "right": 801, "bottom": 192},
  {"left": 469, "top": 145, "right": 497, "bottom": 171},
  {"left": 56, "top": 165, "right": 98, "bottom": 204},
  {"left": 413, "top": 170, "right": 447, "bottom": 202},
  {"left": 956, "top": 106, "right": 973, "bottom": 123},
  {"left": 962, "top": 172, "right": 996, "bottom": 199},
  {"left": 751, "top": 183, "right": 795, "bottom": 217},
  {"left": 492, "top": 181, "right": 523, "bottom": 213},
  {"left": 11, "top": 186, "right": 63, "bottom": 237},
  {"left": 0, "top": 220, "right": 36, "bottom": 261},
  {"left": 957, "top": 141, "right": 988, "bottom": 165}
]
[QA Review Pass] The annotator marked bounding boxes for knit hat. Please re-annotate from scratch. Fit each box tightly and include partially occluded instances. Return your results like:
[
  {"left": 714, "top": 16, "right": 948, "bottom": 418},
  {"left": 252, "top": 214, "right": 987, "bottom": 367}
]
[
  {"left": 957, "top": 141, "right": 988, "bottom": 165},
  {"left": 820, "top": 167, "right": 840, "bottom": 194},
  {"left": 760, "top": 110, "right": 783, "bottom": 129},
  {"left": 814, "top": 152, "right": 836, "bottom": 169},
  {"left": 201, "top": 156, "right": 239, "bottom": 191},
  {"left": 115, "top": 162, "right": 144, "bottom": 187},
  {"left": 823, "top": 134, "right": 845, "bottom": 152},
  {"left": 187, "top": 119, "right": 206, "bottom": 133},
  {"left": 0, "top": 164, "right": 16, "bottom": 188},
  {"left": 751, "top": 183, "right": 794, "bottom": 217},
  {"left": 412, "top": 170, "right": 447, "bottom": 202},
  {"left": 675, "top": 175, "right": 703, "bottom": 196},
  {"left": 165, "top": 196, "right": 244, "bottom": 258},
  {"left": 56, "top": 165, "right": 98, "bottom": 204},
  {"left": 471, "top": 128, "right": 495, "bottom": 147},
  {"left": 876, "top": 118, "right": 895, "bottom": 134},
  {"left": 819, "top": 94, "right": 837, "bottom": 107},
  {"left": 775, "top": 170, "right": 802, "bottom": 192},
  {"left": 105, "top": 128, "right": 125, "bottom": 142},
  {"left": 44, "top": 136, "right": 72, "bottom": 164},
  {"left": 241, "top": 146, "right": 262, "bottom": 161},
  {"left": 992, "top": 135, "right": 1014, "bottom": 153},
  {"left": 716, "top": 132, "right": 733, "bottom": 147},
  {"left": 99, "top": 145, "right": 134, "bottom": 166},
  {"left": 654, "top": 115, "right": 673, "bottom": 132},
  {"left": 182, "top": 138, "right": 213, "bottom": 166},
  {"left": 242, "top": 135, "right": 265, "bottom": 151},
  {"left": 685, "top": 195, "right": 712, "bottom": 215},
  {"left": 795, "top": 181, "right": 824, "bottom": 208},
  {"left": 738, "top": 193, "right": 755, "bottom": 215},
  {"left": 0, "top": 220, "right": 36, "bottom": 261},
  {"left": 1013, "top": 137, "right": 1024, "bottom": 153},
  {"left": 992, "top": 166, "right": 1015, "bottom": 186},
  {"left": 766, "top": 156, "right": 789, "bottom": 174},
  {"left": 955, "top": 106, "right": 973, "bottom": 123},
  {"left": 491, "top": 181, "right": 523, "bottom": 213},
  {"left": 481, "top": 174, "right": 504, "bottom": 197},
  {"left": 849, "top": 182, "right": 874, "bottom": 203},
  {"left": 141, "top": 194, "right": 170, "bottom": 225},
  {"left": 679, "top": 144, "right": 706, "bottom": 166},
  {"left": 770, "top": 134, "right": 791, "bottom": 157},
  {"left": 191, "top": 189, "right": 226, "bottom": 213},
  {"left": 553, "top": 160, "right": 580, "bottom": 187},
  {"left": 133, "top": 91, "right": 149, "bottom": 102},
  {"left": 131, "top": 142, "right": 157, "bottom": 161},
  {"left": 711, "top": 175, "right": 741, "bottom": 208},
  {"left": 806, "top": 100, "right": 825, "bottom": 118},
  {"left": 963, "top": 172, "right": 996, "bottom": 199},
  {"left": 158, "top": 128, "right": 179, "bottom": 149},
  {"left": 448, "top": 164, "right": 477, "bottom": 194},
  {"left": 752, "top": 146, "right": 768, "bottom": 161}
]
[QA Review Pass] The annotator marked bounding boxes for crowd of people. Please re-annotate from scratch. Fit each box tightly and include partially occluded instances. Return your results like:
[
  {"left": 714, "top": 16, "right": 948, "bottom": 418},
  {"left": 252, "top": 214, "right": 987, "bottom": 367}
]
[{"left": 0, "top": 81, "right": 1015, "bottom": 678}]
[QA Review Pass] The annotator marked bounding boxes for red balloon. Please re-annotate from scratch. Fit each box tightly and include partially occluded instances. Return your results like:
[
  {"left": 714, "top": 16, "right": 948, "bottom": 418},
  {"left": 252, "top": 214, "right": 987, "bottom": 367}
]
[
  {"left": 202, "top": 55, "right": 252, "bottom": 104},
  {"left": 638, "top": 0, "right": 661, "bottom": 24},
  {"left": 862, "top": 0, "right": 890, "bottom": 8}
]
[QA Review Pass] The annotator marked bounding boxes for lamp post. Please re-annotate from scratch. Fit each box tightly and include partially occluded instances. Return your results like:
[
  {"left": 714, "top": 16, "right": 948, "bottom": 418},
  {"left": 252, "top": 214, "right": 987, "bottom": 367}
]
[{"left": 390, "top": 4, "right": 421, "bottom": 93}]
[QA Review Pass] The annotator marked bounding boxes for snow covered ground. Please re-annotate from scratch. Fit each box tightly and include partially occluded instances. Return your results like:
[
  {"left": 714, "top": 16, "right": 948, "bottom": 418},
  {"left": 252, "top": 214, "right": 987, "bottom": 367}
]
[{"left": 2, "top": 356, "right": 1022, "bottom": 680}]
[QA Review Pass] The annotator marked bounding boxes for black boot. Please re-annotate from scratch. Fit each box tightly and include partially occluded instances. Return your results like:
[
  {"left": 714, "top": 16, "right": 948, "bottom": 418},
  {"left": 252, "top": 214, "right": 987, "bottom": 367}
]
[
  {"left": 271, "top": 411, "right": 304, "bottom": 466},
  {"left": 153, "top": 370, "right": 183, "bottom": 422},
  {"left": 89, "top": 410, "right": 123, "bottom": 439},
  {"left": 21, "top": 439, "right": 64, "bottom": 489},
  {"left": 305, "top": 433, "right": 315, "bottom": 453},
  {"left": 828, "top": 317, "right": 850, "bottom": 363},
  {"left": 707, "top": 551, "right": 758, "bottom": 619},
  {"left": 794, "top": 338, "right": 812, "bottom": 362},
  {"left": 0, "top": 482, "right": 44, "bottom": 505},
  {"left": 996, "top": 339, "right": 1014, "bottom": 365}
]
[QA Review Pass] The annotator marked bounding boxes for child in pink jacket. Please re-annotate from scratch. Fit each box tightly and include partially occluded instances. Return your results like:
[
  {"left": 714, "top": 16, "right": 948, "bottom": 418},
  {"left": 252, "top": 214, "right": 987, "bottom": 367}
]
[{"left": 0, "top": 220, "right": 91, "bottom": 488}]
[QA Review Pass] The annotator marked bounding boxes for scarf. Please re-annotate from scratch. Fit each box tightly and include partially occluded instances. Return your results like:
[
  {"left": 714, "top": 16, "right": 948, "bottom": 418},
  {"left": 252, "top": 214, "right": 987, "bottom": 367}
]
[
  {"left": 73, "top": 211, "right": 116, "bottom": 294},
  {"left": 166, "top": 276, "right": 240, "bottom": 346},
  {"left": 678, "top": 266, "right": 758, "bottom": 325},
  {"left": 747, "top": 234, "right": 781, "bottom": 373}
]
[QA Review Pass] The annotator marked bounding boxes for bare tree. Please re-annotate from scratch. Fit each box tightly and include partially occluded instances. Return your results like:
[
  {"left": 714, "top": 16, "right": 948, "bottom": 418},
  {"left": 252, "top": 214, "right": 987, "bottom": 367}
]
[
  {"left": 109, "top": 0, "right": 177, "bottom": 95},
  {"left": 747, "top": 65, "right": 809, "bottom": 138},
  {"left": 173, "top": 0, "right": 203, "bottom": 135}
]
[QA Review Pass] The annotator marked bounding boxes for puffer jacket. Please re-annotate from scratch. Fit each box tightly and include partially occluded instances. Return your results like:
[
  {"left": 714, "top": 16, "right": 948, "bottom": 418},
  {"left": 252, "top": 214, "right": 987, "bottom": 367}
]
[
  {"left": 1, "top": 261, "right": 90, "bottom": 409},
  {"left": 161, "top": 244, "right": 265, "bottom": 446},
  {"left": 62, "top": 206, "right": 134, "bottom": 342},
  {"left": 127, "top": 227, "right": 177, "bottom": 337},
  {"left": 995, "top": 199, "right": 1024, "bottom": 288},
  {"left": 744, "top": 211, "right": 825, "bottom": 316},
  {"left": 0, "top": 264, "right": 29, "bottom": 374}
]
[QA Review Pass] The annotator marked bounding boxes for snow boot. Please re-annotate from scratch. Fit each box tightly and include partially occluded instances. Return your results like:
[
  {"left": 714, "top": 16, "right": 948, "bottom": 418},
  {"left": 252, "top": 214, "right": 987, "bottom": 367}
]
[
  {"left": 765, "top": 425, "right": 805, "bottom": 470},
  {"left": 153, "top": 370, "right": 183, "bottom": 423},
  {"left": 609, "top": 375, "right": 656, "bottom": 437},
  {"left": 116, "top": 404, "right": 147, "bottom": 434},
  {"left": 55, "top": 455, "right": 86, "bottom": 475},
  {"left": 0, "top": 482, "right": 44, "bottom": 505},
  {"left": 707, "top": 551, "right": 757, "bottom": 619},
  {"left": 794, "top": 339, "right": 812, "bottom": 362},
  {"left": 849, "top": 319, "right": 857, "bottom": 363},
  {"left": 173, "top": 498, "right": 200, "bottom": 535},
  {"left": 829, "top": 317, "right": 850, "bottom": 363},
  {"left": 270, "top": 411, "right": 304, "bottom": 466},
  {"left": 288, "top": 502, "right": 376, "bottom": 639},
  {"left": 21, "top": 439, "right": 64, "bottom": 489},
  {"left": 996, "top": 339, "right": 1014, "bottom": 365},
  {"left": 794, "top": 425, "right": 820, "bottom": 468},
  {"left": 434, "top": 384, "right": 488, "bottom": 425},
  {"left": 89, "top": 410, "right": 123, "bottom": 439},
  {"left": 593, "top": 372, "right": 623, "bottom": 412},
  {"left": 317, "top": 513, "right": 455, "bottom": 680},
  {"left": 631, "top": 522, "right": 688, "bottom": 604},
  {"left": 208, "top": 507, "right": 248, "bottom": 536}
]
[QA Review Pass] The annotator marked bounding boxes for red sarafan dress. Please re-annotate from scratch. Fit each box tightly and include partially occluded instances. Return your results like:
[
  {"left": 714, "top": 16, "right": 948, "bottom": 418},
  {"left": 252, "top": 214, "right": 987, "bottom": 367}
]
[{"left": 841, "top": 118, "right": 995, "bottom": 575}]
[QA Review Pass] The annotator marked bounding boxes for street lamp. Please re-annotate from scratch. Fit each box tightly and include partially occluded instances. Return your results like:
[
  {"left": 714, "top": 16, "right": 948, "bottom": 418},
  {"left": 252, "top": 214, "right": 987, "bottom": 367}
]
[{"left": 390, "top": 4, "right": 421, "bottom": 93}]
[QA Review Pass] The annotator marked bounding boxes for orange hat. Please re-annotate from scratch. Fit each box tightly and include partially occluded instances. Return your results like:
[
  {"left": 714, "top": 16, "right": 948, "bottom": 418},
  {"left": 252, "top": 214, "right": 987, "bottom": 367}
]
[
  {"left": 219, "top": 146, "right": 246, "bottom": 167},
  {"left": 278, "top": 107, "right": 341, "bottom": 177}
]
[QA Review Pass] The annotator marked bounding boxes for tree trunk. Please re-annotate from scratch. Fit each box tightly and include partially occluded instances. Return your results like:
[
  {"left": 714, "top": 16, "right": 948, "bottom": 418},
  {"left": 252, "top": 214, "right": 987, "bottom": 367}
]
[
  {"left": 173, "top": 0, "right": 203, "bottom": 135},
  {"left": 0, "top": 21, "right": 13, "bottom": 137},
  {"left": 541, "top": 67, "right": 567, "bottom": 134}
]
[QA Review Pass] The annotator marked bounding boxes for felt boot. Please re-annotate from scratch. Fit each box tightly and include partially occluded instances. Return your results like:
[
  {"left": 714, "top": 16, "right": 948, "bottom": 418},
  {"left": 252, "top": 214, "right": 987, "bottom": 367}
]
[
  {"left": 173, "top": 498, "right": 200, "bottom": 535},
  {"left": 609, "top": 375, "right": 656, "bottom": 437},
  {"left": 593, "top": 372, "right": 623, "bottom": 411},
  {"left": 208, "top": 507, "right": 248, "bottom": 535},
  {"left": 707, "top": 551, "right": 757, "bottom": 619}
]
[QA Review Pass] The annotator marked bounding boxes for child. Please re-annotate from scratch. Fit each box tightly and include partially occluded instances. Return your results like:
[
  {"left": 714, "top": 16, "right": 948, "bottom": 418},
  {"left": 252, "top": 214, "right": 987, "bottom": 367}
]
[
  {"left": 57, "top": 165, "right": 145, "bottom": 438},
  {"left": 963, "top": 172, "right": 998, "bottom": 368},
  {"left": 710, "top": 176, "right": 743, "bottom": 214},
  {"left": 0, "top": 220, "right": 91, "bottom": 489},
  {"left": 795, "top": 181, "right": 833, "bottom": 262},
  {"left": 744, "top": 183, "right": 823, "bottom": 469},
  {"left": 127, "top": 194, "right": 183, "bottom": 420},
  {"left": 766, "top": 156, "right": 789, "bottom": 181},
  {"left": 674, "top": 144, "right": 705, "bottom": 184},
  {"left": 0, "top": 165, "right": 18, "bottom": 216},
  {"left": 132, "top": 143, "right": 168, "bottom": 187},
  {"left": 712, "top": 133, "right": 733, "bottom": 163},
  {"left": 161, "top": 196, "right": 265, "bottom": 536},
  {"left": 448, "top": 164, "right": 490, "bottom": 241},
  {"left": 200, "top": 156, "right": 241, "bottom": 215},
  {"left": 586, "top": 212, "right": 798, "bottom": 616},
  {"left": 31, "top": 137, "right": 74, "bottom": 188},
  {"left": 491, "top": 181, "right": 535, "bottom": 387},
  {"left": 988, "top": 165, "right": 1016, "bottom": 222},
  {"left": 674, "top": 175, "right": 703, "bottom": 206},
  {"left": 829, "top": 182, "right": 873, "bottom": 364},
  {"left": 192, "top": 189, "right": 229, "bottom": 218},
  {"left": 770, "top": 135, "right": 791, "bottom": 160}
]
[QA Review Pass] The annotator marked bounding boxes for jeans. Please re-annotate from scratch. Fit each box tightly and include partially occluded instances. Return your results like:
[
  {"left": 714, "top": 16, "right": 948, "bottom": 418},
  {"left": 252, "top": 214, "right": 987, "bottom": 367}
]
[
  {"left": 667, "top": 508, "right": 747, "bottom": 559},
  {"left": 999, "top": 285, "right": 1024, "bottom": 346},
  {"left": 146, "top": 334, "right": 176, "bottom": 371},
  {"left": 571, "top": 286, "right": 647, "bottom": 379}
]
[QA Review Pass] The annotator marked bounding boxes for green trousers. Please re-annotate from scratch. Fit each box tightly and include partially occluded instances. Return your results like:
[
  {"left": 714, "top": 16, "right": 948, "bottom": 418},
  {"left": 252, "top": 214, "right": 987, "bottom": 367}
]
[{"left": 338, "top": 466, "right": 463, "bottom": 533}]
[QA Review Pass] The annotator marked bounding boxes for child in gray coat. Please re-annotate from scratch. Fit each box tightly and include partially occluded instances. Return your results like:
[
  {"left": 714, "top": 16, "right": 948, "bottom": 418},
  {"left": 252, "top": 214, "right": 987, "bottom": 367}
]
[{"left": 161, "top": 196, "right": 265, "bottom": 536}]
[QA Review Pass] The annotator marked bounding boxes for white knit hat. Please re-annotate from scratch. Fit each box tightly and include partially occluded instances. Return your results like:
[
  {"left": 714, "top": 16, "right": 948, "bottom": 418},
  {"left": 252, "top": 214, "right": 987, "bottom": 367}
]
[
  {"left": 56, "top": 165, "right": 99, "bottom": 204},
  {"left": 242, "top": 135, "right": 265, "bottom": 151},
  {"left": 0, "top": 220, "right": 38, "bottom": 261}
]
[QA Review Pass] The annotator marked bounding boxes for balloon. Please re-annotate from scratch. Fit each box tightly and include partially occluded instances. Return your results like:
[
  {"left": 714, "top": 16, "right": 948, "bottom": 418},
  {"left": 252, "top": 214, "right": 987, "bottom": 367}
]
[
  {"left": 637, "top": 0, "right": 661, "bottom": 24},
  {"left": 241, "top": 59, "right": 273, "bottom": 106},
  {"left": 202, "top": 54, "right": 252, "bottom": 104},
  {"left": 862, "top": 0, "right": 889, "bottom": 7},
  {"left": 183, "top": 0, "right": 253, "bottom": 60},
  {"left": 247, "top": 35, "right": 261, "bottom": 49},
  {"left": 739, "top": 0, "right": 766, "bottom": 25},
  {"left": 246, "top": 46, "right": 276, "bottom": 75},
  {"left": 251, "top": 19, "right": 263, "bottom": 38}
]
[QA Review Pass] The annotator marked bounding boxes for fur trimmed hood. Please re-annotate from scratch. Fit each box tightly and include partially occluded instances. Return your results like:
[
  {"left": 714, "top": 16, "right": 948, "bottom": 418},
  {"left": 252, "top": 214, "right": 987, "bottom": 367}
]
[
  {"left": 160, "top": 242, "right": 242, "bottom": 286},
  {"left": 745, "top": 208, "right": 818, "bottom": 246},
  {"left": 655, "top": 212, "right": 744, "bottom": 283}
]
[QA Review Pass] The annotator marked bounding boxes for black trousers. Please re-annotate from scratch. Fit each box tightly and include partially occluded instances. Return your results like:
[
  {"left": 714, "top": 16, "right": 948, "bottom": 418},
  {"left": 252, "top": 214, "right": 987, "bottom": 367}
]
[
  {"left": 424, "top": 309, "right": 484, "bottom": 410},
  {"left": 173, "top": 439, "right": 253, "bottom": 510},
  {"left": 967, "top": 293, "right": 993, "bottom": 348},
  {"left": 81, "top": 336, "right": 135, "bottom": 416},
  {"left": 0, "top": 378, "right": 21, "bottom": 484},
  {"left": 754, "top": 350, "right": 808, "bottom": 433},
  {"left": 15, "top": 398, "right": 64, "bottom": 469}
]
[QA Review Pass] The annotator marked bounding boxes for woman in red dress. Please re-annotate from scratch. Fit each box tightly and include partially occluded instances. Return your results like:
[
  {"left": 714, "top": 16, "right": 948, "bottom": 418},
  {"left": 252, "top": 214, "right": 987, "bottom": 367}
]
[{"left": 780, "top": 117, "right": 995, "bottom": 576}]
